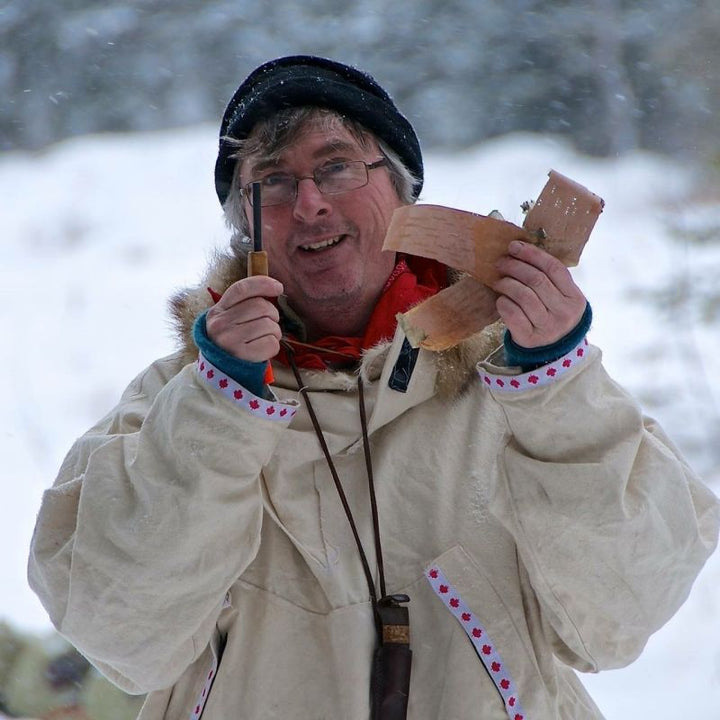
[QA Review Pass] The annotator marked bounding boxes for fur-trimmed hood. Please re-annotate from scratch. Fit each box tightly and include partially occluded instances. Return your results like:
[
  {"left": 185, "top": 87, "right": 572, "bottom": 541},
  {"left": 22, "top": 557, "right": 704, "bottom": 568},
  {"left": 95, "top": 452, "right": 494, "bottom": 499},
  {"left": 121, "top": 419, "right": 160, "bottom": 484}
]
[{"left": 168, "top": 246, "right": 506, "bottom": 398}]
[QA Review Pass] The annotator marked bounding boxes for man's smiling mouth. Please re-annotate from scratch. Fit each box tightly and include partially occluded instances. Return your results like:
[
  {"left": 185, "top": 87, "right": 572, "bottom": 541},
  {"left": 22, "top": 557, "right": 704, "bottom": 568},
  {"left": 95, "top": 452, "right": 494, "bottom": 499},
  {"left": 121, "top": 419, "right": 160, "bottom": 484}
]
[{"left": 299, "top": 235, "right": 345, "bottom": 251}]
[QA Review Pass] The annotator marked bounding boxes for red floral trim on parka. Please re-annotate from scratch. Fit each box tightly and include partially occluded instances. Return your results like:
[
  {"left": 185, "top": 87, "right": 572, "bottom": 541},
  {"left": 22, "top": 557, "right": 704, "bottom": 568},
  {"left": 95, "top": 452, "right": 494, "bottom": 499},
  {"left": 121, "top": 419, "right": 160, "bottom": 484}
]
[
  {"left": 189, "top": 654, "right": 218, "bottom": 720},
  {"left": 187, "top": 592, "right": 232, "bottom": 719},
  {"left": 478, "top": 338, "right": 589, "bottom": 393},
  {"left": 426, "top": 566, "right": 528, "bottom": 720},
  {"left": 196, "top": 353, "right": 297, "bottom": 421}
]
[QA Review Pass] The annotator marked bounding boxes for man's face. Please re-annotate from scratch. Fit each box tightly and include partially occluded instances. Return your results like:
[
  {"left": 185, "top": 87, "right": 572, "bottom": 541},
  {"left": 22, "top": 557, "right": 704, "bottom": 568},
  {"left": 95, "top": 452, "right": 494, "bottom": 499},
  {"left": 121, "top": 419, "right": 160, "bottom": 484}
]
[{"left": 239, "top": 122, "right": 402, "bottom": 331}]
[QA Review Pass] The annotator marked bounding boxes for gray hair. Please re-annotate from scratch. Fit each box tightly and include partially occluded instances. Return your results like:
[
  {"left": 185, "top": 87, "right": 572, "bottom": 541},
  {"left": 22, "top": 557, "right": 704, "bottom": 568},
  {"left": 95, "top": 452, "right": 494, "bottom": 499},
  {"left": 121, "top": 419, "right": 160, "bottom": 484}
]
[{"left": 222, "top": 107, "right": 418, "bottom": 244}]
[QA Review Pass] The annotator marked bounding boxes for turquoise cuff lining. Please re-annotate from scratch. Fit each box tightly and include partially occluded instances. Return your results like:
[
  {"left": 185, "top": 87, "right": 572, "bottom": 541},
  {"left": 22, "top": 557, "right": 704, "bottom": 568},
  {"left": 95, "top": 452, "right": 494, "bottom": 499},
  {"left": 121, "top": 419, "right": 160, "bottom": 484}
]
[
  {"left": 192, "top": 311, "right": 268, "bottom": 398},
  {"left": 504, "top": 302, "right": 593, "bottom": 372}
]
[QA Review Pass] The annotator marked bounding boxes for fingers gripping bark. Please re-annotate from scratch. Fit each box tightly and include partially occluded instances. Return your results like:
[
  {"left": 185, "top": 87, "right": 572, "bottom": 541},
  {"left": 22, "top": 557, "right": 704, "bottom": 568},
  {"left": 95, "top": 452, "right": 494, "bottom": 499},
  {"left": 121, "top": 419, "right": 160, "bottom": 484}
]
[
  {"left": 206, "top": 276, "right": 284, "bottom": 362},
  {"left": 492, "top": 241, "right": 587, "bottom": 348}
]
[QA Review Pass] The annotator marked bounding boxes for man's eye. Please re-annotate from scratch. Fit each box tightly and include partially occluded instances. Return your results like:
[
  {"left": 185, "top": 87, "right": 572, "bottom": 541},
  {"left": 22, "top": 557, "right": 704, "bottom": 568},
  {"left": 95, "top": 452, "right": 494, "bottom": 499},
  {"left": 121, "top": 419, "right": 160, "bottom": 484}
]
[
  {"left": 261, "top": 174, "right": 292, "bottom": 188},
  {"left": 320, "top": 161, "right": 351, "bottom": 176}
]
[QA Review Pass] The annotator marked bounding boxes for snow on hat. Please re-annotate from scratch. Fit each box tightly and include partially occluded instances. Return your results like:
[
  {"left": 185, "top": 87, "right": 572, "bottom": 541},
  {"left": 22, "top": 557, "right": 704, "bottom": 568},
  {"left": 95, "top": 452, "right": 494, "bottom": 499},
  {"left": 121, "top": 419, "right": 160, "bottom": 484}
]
[{"left": 214, "top": 55, "right": 423, "bottom": 206}]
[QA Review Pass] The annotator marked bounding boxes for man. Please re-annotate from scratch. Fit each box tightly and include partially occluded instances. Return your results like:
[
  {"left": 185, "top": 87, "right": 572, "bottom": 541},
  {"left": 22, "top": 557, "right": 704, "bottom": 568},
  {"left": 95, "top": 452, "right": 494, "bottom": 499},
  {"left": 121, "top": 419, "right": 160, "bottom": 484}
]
[{"left": 29, "top": 56, "right": 719, "bottom": 720}]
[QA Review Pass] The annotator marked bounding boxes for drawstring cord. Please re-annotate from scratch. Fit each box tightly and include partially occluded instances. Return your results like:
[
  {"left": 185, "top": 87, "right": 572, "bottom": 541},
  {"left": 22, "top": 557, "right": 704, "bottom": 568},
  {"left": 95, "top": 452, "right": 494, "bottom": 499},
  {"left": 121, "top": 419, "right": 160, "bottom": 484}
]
[
  {"left": 281, "top": 339, "right": 412, "bottom": 719},
  {"left": 358, "top": 375, "right": 387, "bottom": 601},
  {"left": 282, "top": 340, "right": 386, "bottom": 631}
]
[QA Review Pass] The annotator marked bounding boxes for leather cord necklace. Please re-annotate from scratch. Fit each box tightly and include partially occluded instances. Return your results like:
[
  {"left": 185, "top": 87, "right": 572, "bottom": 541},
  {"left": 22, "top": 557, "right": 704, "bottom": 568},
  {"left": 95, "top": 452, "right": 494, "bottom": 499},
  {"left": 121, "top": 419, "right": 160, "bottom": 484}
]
[{"left": 282, "top": 341, "right": 412, "bottom": 720}]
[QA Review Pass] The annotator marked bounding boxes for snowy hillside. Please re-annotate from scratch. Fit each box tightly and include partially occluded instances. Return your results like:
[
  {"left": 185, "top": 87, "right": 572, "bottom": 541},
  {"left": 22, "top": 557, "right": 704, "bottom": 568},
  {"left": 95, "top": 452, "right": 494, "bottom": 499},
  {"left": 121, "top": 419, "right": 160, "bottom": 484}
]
[{"left": 1, "top": 126, "right": 718, "bottom": 718}]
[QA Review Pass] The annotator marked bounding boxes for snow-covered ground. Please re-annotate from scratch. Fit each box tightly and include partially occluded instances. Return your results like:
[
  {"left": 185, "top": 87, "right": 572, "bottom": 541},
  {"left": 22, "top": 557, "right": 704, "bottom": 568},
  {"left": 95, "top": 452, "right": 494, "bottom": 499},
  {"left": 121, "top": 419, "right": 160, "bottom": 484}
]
[{"left": 2, "top": 126, "right": 718, "bottom": 718}]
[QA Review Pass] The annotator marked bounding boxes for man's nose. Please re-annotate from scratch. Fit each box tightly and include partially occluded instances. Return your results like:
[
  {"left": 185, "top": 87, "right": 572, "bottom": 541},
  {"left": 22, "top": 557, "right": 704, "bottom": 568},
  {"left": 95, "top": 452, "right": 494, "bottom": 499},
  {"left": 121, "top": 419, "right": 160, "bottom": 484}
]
[{"left": 292, "top": 177, "right": 332, "bottom": 222}]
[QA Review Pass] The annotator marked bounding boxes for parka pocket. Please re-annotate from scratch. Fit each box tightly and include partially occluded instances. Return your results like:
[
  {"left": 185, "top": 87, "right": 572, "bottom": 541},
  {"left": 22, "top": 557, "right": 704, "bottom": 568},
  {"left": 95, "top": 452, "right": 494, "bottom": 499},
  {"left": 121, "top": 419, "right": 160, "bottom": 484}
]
[
  {"left": 401, "top": 544, "right": 555, "bottom": 720},
  {"left": 195, "top": 580, "right": 377, "bottom": 719},
  {"left": 186, "top": 624, "right": 224, "bottom": 720},
  {"left": 425, "top": 549, "right": 529, "bottom": 719},
  {"left": 137, "top": 613, "right": 226, "bottom": 720}
]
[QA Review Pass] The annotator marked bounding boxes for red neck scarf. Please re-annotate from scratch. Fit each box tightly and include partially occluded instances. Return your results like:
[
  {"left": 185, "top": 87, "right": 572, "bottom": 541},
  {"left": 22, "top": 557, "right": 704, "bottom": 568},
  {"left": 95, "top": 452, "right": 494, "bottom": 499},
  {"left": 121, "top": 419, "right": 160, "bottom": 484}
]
[{"left": 277, "top": 256, "right": 446, "bottom": 370}]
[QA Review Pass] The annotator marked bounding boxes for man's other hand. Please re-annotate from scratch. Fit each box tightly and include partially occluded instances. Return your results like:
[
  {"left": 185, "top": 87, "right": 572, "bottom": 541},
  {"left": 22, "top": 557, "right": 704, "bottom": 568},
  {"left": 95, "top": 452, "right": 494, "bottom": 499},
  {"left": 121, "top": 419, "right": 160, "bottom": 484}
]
[
  {"left": 492, "top": 240, "right": 587, "bottom": 348},
  {"left": 206, "top": 276, "right": 284, "bottom": 362}
]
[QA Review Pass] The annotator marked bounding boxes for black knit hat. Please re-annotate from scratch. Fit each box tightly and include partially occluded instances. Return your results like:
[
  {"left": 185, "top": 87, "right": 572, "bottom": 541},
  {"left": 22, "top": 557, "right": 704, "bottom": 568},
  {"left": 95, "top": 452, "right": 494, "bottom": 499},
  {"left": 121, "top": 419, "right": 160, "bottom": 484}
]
[{"left": 214, "top": 55, "right": 423, "bottom": 206}]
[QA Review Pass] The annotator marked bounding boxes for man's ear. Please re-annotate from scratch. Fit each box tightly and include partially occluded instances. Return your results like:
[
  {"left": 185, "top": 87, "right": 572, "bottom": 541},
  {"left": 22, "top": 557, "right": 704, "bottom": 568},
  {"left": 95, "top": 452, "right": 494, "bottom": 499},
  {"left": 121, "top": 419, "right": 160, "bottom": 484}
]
[{"left": 243, "top": 201, "right": 254, "bottom": 237}]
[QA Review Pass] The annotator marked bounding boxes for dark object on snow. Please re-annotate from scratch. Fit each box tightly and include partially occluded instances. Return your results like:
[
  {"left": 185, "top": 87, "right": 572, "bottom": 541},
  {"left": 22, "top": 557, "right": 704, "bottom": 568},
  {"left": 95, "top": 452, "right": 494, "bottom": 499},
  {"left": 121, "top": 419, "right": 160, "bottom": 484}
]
[{"left": 45, "top": 650, "right": 91, "bottom": 691}]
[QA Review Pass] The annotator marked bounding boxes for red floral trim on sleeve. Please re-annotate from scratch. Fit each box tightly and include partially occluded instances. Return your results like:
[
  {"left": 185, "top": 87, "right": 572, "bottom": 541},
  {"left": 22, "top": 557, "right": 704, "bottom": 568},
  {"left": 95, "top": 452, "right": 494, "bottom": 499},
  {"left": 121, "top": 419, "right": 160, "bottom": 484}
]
[
  {"left": 196, "top": 353, "right": 297, "bottom": 421},
  {"left": 426, "top": 566, "right": 528, "bottom": 720},
  {"left": 479, "top": 338, "right": 589, "bottom": 393}
]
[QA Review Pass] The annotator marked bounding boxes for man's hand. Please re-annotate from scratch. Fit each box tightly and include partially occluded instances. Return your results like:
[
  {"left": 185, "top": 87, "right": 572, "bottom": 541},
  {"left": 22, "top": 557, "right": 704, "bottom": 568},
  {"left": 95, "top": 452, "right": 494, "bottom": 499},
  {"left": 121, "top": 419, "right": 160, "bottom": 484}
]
[
  {"left": 206, "top": 276, "right": 284, "bottom": 362},
  {"left": 492, "top": 240, "right": 587, "bottom": 348}
]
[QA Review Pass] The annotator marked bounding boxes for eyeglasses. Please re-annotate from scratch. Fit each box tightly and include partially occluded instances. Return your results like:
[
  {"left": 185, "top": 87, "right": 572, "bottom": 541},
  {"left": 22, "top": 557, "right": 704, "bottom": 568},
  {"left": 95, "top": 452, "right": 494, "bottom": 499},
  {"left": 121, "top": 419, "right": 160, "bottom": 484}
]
[{"left": 243, "top": 159, "right": 388, "bottom": 207}]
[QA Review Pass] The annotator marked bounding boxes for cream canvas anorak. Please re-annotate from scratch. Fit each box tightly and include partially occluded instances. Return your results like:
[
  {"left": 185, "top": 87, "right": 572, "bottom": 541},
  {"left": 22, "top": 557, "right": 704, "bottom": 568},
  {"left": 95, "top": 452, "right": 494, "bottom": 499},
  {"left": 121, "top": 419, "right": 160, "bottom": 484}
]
[{"left": 28, "top": 258, "right": 720, "bottom": 720}]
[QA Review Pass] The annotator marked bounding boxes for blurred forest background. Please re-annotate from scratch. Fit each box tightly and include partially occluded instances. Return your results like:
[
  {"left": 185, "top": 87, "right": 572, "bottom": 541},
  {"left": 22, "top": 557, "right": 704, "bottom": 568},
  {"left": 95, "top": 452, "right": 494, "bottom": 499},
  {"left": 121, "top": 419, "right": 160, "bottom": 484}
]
[{"left": 2, "top": 0, "right": 719, "bottom": 162}]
